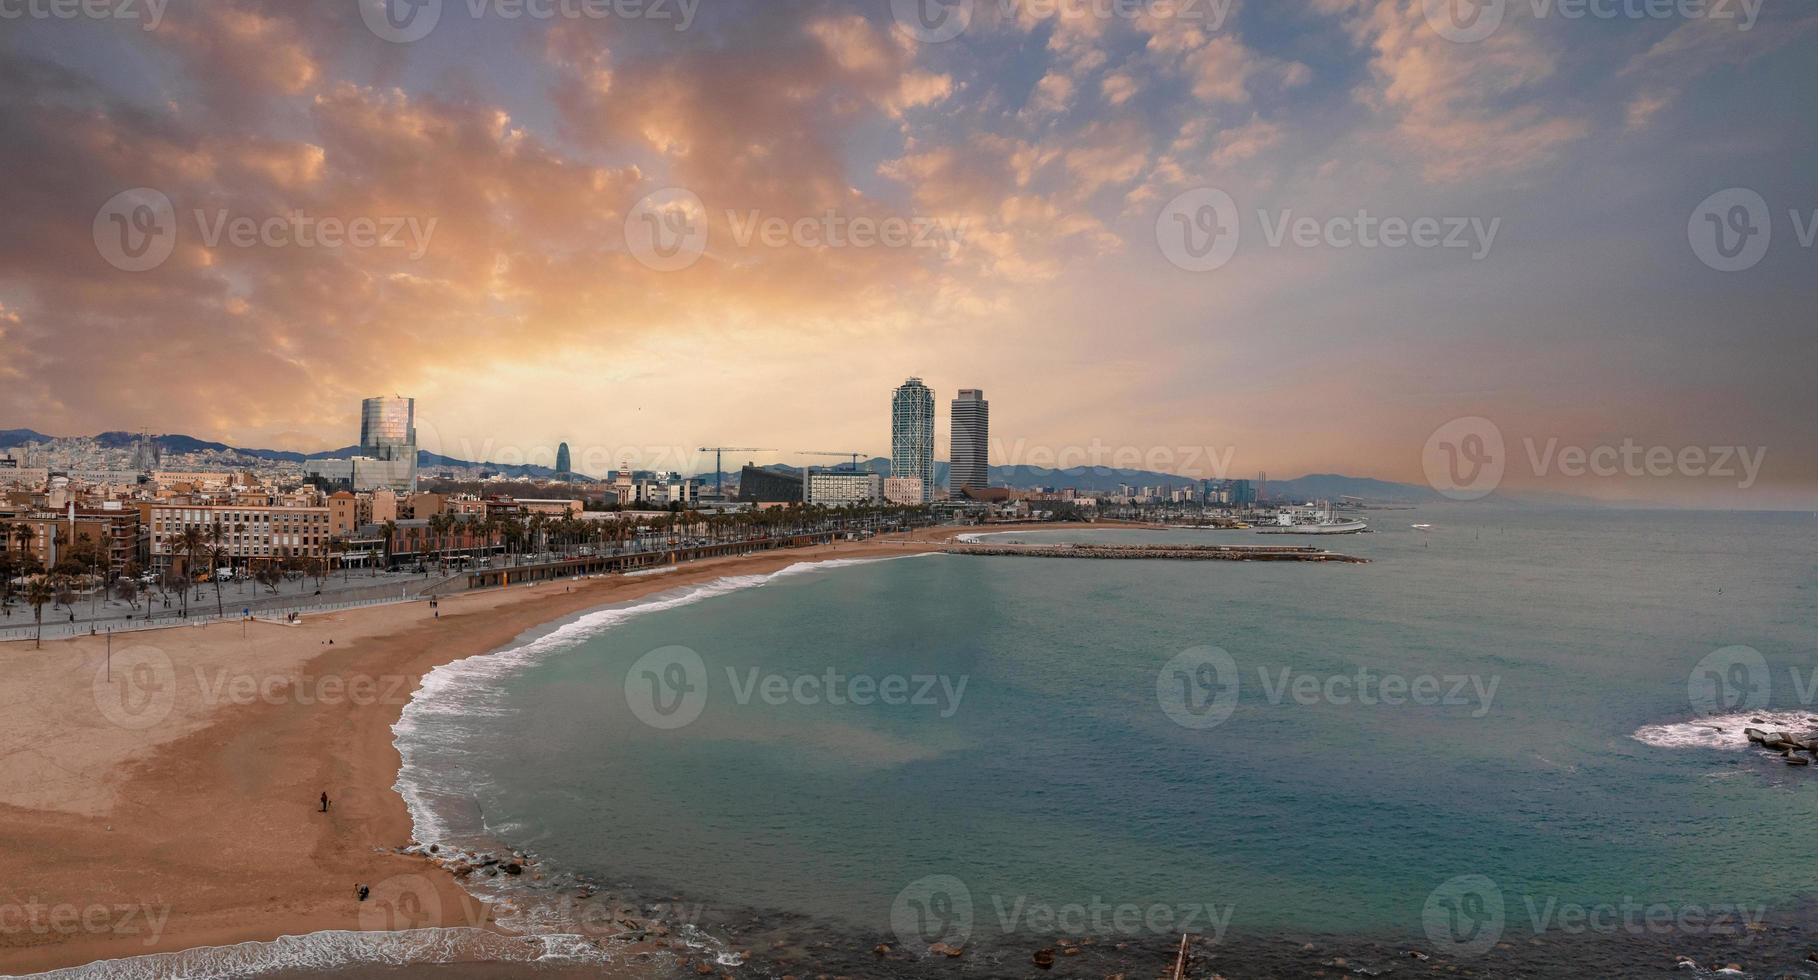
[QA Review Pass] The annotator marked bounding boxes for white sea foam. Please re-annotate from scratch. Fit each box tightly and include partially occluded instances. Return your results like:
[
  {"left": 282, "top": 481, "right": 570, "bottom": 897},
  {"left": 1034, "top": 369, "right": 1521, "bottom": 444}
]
[
  {"left": 5, "top": 928, "right": 621, "bottom": 980},
  {"left": 390, "top": 553, "right": 933, "bottom": 932},
  {"left": 1630, "top": 710, "right": 1818, "bottom": 750}
]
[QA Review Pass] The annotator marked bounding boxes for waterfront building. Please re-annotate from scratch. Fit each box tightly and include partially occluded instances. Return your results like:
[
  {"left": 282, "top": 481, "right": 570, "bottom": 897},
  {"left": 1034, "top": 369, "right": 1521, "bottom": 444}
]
[
  {"left": 141, "top": 502, "right": 331, "bottom": 571},
  {"left": 883, "top": 476, "right": 924, "bottom": 506},
  {"left": 807, "top": 471, "right": 884, "bottom": 507},
  {"left": 737, "top": 465, "right": 805, "bottom": 504},
  {"left": 891, "top": 377, "right": 935, "bottom": 503},
  {"left": 948, "top": 389, "right": 989, "bottom": 493}
]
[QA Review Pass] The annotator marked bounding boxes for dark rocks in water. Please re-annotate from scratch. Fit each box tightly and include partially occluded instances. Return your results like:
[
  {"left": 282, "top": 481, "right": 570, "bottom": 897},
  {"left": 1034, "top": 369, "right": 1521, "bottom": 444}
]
[
  {"left": 1408, "top": 950, "right": 1430, "bottom": 961},
  {"left": 1744, "top": 728, "right": 1767, "bottom": 743},
  {"left": 872, "top": 944, "right": 890, "bottom": 957},
  {"left": 1030, "top": 948, "right": 1056, "bottom": 969},
  {"left": 927, "top": 942, "right": 964, "bottom": 958},
  {"left": 502, "top": 862, "right": 524, "bottom": 875},
  {"left": 1786, "top": 755, "right": 1810, "bottom": 766}
]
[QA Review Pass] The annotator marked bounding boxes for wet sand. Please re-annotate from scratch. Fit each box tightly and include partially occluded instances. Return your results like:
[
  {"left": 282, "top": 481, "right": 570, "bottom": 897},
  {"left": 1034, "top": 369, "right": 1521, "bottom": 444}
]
[{"left": 0, "top": 529, "right": 1003, "bottom": 975}]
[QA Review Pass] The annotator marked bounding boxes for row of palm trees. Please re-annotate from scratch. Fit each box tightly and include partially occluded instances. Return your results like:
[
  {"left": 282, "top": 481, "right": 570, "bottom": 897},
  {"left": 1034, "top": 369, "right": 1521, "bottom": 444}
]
[{"left": 374, "top": 503, "right": 936, "bottom": 572}]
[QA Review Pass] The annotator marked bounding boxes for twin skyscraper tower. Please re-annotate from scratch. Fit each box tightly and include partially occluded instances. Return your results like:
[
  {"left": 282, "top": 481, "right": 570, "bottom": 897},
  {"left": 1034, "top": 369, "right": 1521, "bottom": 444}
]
[{"left": 891, "top": 378, "right": 990, "bottom": 502}]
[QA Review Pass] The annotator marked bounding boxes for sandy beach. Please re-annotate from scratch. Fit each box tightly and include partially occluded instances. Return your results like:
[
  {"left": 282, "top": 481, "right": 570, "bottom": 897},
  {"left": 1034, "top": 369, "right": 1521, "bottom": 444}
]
[{"left": 0, "top": 529, "right": 1007, "bottom": 976}]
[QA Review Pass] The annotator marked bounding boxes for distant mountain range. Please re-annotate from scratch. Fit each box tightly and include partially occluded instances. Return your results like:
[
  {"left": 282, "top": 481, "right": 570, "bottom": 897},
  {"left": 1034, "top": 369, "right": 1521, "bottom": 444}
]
[
  {"left": 3, "top": 428, "right": 1469, "bottom": 502},
  {"left": 1, "top": 429, "right": 572, "bottom": 481}
]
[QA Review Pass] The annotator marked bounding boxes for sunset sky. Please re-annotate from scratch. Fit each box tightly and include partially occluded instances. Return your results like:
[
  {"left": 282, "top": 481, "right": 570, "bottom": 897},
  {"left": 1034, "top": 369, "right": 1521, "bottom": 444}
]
[{"left": 1, "top": 0, "right": 1814, "bottom": 506}]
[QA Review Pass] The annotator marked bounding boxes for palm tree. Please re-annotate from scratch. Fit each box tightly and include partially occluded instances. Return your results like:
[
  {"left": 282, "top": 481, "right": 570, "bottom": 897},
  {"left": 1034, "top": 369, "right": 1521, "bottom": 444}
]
[
  {"left": 27, "top": 576, "right": 53, "bottom": 648},
  {"left": 176, "top": 526, "right": 207, "bottom": 618},
  {"left": 206, "top": 521, "right": 229, "bottom": 620},
  {"left": 382, "top": 520, "right": 399, "bottom": 571}
]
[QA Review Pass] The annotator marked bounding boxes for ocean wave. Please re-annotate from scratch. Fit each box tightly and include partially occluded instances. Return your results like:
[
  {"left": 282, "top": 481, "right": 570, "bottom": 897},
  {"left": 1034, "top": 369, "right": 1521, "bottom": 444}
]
[
  {"left": 1630, "top": 710, "right": 1818, "bottom": 750},
  {"left": 393, "top": 554, "right": 928, "bottom": 840},
  {"left": 389, "top": 554, "right": 933, "bottom": 949},
  {"left": 6, "top": 928, "right": 618, "bottom": 980}
]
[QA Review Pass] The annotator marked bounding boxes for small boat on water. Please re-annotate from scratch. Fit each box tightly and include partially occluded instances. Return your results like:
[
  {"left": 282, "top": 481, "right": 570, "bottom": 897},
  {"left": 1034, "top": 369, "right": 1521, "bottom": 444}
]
[{"left": 1411, "top": 523, "right": 1433, "bottom": 530}]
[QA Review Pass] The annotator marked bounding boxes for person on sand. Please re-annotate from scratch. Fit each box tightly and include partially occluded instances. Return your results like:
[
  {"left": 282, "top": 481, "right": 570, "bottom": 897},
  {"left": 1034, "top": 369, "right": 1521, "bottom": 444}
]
[
  {"left": 356, "top": 884, "right": 369, "bottom": 902},
  {"left": 320, "top": 791, "right": 329, "bottom": 813}
]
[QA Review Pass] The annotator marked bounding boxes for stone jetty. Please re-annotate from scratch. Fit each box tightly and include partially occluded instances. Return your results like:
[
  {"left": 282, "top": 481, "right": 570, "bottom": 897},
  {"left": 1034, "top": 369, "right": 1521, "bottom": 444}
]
[{"left": 944, "top": 543, "right": 1369, "bottom": 563}]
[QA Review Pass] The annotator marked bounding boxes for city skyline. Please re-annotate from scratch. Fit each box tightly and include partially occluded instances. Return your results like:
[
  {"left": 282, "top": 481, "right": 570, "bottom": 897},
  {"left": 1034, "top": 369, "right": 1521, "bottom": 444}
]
[{"left": 1, "top": 3, "right": 1814, "bottom": 508}]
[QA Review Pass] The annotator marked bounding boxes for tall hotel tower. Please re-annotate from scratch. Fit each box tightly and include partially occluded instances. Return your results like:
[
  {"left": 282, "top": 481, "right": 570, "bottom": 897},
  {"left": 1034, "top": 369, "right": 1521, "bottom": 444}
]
[
  {"left": 891, "top": 377, "right": 936, "bottom": 503},
  {"left": 948, "top": 389, "right": 989, "bottom": 493},
  {"left": 359, "top": 395, "right": 418, "bottom": 490}
]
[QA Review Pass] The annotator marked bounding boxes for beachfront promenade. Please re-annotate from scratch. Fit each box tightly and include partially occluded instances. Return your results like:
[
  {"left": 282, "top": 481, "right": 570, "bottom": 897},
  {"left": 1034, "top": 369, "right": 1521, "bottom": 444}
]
[{"left": 0, "top": 531, "right": 853, "bottom": 644}]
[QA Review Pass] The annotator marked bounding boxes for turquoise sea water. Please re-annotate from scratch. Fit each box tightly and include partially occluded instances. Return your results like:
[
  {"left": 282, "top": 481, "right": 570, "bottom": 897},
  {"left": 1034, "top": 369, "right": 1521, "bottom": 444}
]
[{"left": 394, "top": 507, "right": 1818, "bottom": 976}]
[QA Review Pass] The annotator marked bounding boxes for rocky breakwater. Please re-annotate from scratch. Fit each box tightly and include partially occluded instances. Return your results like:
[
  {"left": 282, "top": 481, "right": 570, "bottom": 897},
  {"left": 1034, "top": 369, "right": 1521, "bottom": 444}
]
[
  {"left": 945, "top": 543, "right": 1370, "bottom": 563},
  {"left": 1744, "top": 725, "right": 1818, "bottom": 766}
]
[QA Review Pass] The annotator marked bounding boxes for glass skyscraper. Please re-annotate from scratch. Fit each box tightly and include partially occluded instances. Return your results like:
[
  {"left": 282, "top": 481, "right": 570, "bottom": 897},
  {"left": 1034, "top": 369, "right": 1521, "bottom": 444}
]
[
  {"left": 948, "top": 389, "right": 989, "bottom": 493},
  {"left": 891, "top": 377, "right": 935, "bottom": 503}
]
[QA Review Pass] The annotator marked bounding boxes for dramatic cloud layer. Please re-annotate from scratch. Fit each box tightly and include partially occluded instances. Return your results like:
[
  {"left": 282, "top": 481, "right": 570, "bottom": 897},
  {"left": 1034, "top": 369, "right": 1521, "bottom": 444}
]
[{"left": 0, "top": 0, "right": 1813, "bottom": 505}]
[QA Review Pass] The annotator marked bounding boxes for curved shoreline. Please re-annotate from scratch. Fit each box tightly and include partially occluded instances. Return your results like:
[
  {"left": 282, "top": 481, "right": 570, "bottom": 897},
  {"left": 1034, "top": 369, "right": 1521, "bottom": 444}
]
[{"left": 0, "top": 528, "right": 1000, "bottom": 977}]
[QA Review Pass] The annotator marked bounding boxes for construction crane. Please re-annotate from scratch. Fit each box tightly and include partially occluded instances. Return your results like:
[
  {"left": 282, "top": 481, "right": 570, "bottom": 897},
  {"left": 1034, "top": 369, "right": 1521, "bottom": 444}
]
[
  {"left": 698, "top": 447, "right": 776, "bottom": 495},
  {"left": 797, "top": 451, "right": 870, "bottom": 473}
]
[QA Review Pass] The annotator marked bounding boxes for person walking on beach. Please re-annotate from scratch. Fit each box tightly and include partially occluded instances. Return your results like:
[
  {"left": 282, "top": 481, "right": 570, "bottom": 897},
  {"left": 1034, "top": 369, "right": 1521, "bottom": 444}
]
[{"left": 320, "top": 791, "right": 330, "bottom": 813}]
